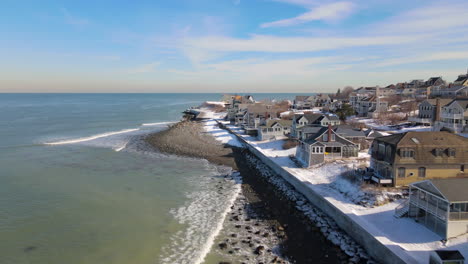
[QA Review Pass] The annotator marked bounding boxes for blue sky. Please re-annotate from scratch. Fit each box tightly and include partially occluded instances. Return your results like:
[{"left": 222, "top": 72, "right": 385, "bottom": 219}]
[{"left": 1, "top": 0, "right": 468, "bottom": 92}]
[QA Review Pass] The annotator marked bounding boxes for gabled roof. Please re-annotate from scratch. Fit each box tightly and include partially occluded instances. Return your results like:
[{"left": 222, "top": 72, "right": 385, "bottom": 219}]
[
  {"left": 454, "top": 74, "right": 468, "bottom": 83},
  {"left": 446, "top": 98, "right": 468, "bottom": 110},
  {"left": 412, "top": 179, "right": 468, "bottom": 202},
  {"left": 374, "top": 131, "right": 468, "bottom": 147},
  {"left": 262, "top": 119, "right": 292, "bottom": 128},
  {"left": 423, "top": 99, "right": 453, "bottom": 107}
]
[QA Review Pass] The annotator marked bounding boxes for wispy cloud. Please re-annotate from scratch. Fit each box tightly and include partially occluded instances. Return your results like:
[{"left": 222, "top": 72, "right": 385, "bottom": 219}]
[
  {"left": 375, "top": 51, "right": 468, "bottom": 67},
  {"left": 184, "top": 34, "right": 427, "bottom": 54},
  {"left": 128, "top": 61, "right": 161, "bottom": 74},
  {"left": 61, "top": 8, "right": 89, "bottom": 28},
  {"left": 261, "top": 1, "right": 355, "bottom": 28},
  {"left": 372, "top": 1, "right": 468, "bottom": 34}
]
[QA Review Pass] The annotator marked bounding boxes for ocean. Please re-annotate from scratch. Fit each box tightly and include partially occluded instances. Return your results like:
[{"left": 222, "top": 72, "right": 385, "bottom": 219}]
[{"left": 0, "top": 93, "right": 300, "bottom": 264}]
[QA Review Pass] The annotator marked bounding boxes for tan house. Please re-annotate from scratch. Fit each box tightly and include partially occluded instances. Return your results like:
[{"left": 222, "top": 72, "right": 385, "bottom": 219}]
[{"left": 370, "top": 131, "right": 468, "bottom": 186}]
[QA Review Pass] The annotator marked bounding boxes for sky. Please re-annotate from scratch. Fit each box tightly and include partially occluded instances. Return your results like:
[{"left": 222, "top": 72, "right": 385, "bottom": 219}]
[{"left": 1, "top": 0, "right": 468, "bottom": 93}]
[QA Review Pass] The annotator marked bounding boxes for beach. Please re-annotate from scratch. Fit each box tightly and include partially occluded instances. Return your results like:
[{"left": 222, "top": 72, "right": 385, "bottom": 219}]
[{"left": 145, "top": 120, "right": 351, "bottom": 264}]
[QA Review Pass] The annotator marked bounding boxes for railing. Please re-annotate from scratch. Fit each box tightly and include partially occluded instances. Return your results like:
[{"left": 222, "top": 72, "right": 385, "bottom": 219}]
[
  {"left": 394, "top": 199, "right": 409, "bottom": 218},
  {"left": 449, "top": 212, "right": 468, "bottom": 221},
  {"left": 409, "top": 197, "right": 448, "bottom": 220}
]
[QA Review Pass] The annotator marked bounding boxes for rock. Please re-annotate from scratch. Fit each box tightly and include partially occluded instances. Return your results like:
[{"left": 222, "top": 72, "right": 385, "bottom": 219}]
[
  {"left": 235, "top": 225, "right": 241, "bottom": 228},
  {"left": 230, "top": 233, "right": 237, "bottom": 238},
  {"left": 262, "top": 232, "right": 270, "bottom": 237},
  {"left": 245, "top": 226, "right": 252, "bottom": 230},
  {"left": 218, "top": 243, "right": 228, "bottom": 250},
  {"left": 228, "top": 250, "right": 234, "bottom": 254},
  {"left": 218, "top": 262, "right": 231, "bottom": 264},
  {"left": 277, "top": 226, "right": 284, "bottom": 231},
  {"left": 254, "top": 245, "right": 265, "bottom": 255}
]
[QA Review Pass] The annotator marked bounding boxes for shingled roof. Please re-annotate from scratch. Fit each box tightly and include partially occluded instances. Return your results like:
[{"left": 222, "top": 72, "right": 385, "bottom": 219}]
[
  {"left": 413, "top": 179, "right": 468, "bottom": 202},
  {"left": 374, "top": 131, "right": 468, "bottom": 146}
]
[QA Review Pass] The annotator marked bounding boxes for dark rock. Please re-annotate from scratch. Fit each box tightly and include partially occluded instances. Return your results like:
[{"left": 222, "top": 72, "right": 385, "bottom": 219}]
[
  {"left": 254, "top": 245, "right": 265, "bottom": 255},
  {"left": 218, "top": 243, "right": 228, "bottom": 250},
  {"left": 231, "top": 233, "right": 237, "bottom": 238},
  {"left": 23, "top": 246, "right": 37, "bottom": 253}
]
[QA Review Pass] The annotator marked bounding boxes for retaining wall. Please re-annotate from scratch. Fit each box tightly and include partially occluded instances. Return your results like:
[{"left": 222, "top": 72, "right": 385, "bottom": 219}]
[{"left": 221, "top": 123, "right": 414, "bottom": 264}]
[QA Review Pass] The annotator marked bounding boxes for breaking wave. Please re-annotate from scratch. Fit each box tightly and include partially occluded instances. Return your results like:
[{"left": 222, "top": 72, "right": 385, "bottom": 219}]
[{"left": 44, "top": 128, "right": 140, "bottom": 145}]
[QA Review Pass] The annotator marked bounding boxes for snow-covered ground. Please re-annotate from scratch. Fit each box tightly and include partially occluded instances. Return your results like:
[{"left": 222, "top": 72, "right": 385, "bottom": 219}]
[
  {"left": 352, "top": 117, "right": 432, "bottom": 134},
  {"left": 215, "top": 118, "right": 468, "bottom": 264},
  {"left": 202, "top": 119, "right": 244, "bottom": 148}
]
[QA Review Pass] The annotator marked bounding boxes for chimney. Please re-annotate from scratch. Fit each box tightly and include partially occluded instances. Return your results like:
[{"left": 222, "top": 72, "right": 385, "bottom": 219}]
[
  {"left": 328, "top": 124, "right": 333, "bottom": 142},
  {"left": 435, "top": 98, "right": 441, "bottom": 122}
]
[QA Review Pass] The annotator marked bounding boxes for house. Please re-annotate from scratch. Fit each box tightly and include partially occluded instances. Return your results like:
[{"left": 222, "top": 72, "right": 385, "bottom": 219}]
[
  {"left": 333, "top": 125, "right": 367, "bottom": 149},
  {"left": 293, "top": 95, "right": 315, "bottom": 109},
  {"left": 291, "top": 113, "right": 341, "bottom": 138},
  {"left": 430, "top": 250, "right": 465, "bottom": 264},
  {"left": 295, "top": 125, "right": 359, "bottom": 167},
  {"left": 257, "top": 119, "right": 292, "bottom": 141},
  {"left": 425, "top": 77, "right": 446, "bottom": 87},
  {"left": 227, "top": 95, "right": 255, "bottom": 121},
  {"left": 435, "top": 98, "right": 468, "bottom": 133},
  {"left": 407, "top": 179, "right": 468, "bottom": 239},
  {"left": 314, "top": 93, "right": 332, "bottom": 107},
  {"left": 408, "top": 98, "right": 452, "bottom": 126},
  {"left": 453, "top": 72, "right": 468, "bottom": 87},
  {"left": 351, "top": 95, "right": 388, "bottom": 117},
  {"left": 431, "top": 86, "right": 468, "bottom": 98},
  {"left": 370, "top": 131, "right": 468, "bottom": 186},
  {"left": 243, "top": 103, "right": 278, "bottom": 130}
]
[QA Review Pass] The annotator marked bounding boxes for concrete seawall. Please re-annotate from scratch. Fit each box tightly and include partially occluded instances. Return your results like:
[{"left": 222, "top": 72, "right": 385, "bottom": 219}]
[{"left": 219, "top": 122, "right": 412, "bottom": 264}]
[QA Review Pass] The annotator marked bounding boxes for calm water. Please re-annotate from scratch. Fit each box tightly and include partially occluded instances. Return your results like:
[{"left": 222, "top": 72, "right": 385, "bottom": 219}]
[{"left": 0, "top": 93, "right": 298, "bottom": 264}]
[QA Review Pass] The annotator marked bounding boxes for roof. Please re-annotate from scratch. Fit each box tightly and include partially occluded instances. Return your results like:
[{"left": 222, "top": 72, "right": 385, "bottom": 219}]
[
  {"left": 431, "top": 179, "right": 468, "bottom": 202},
  {"left": 374, "top": 131, "right": 468, "bottom": 147},
  {"left": 454, "top": 74, "right": 468, "bottom": 83},
  {"left": 301, "top": 113, "right": 324, "bottom": 124},
  {"left": 334, "top": 125, "right": 366, "bottom": 138},
  {"left": 263, "top": 119, "right": 292, "bottom": 128},
  {"left": 295, "top": 95, "right": 313, "bottom": 102},
  {"left": 299, "top": 125, "right": 326, "bottom": 134},
  {"left": 447, "top": 98, "right": 468, "bottom": 110},
  {"left": 412, "top": 179, "right": 468, "bottom": 202},
  {"left": 434, "top": 250, "right": 465, "bottom": 261},
  {"left": 423, "top": 99, "right": 453, "bottom": 107}
]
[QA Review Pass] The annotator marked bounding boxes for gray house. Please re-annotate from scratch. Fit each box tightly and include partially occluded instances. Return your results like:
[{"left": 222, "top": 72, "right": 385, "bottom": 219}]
[
  {"left": 409, "top": 98, "right": 452, "bottom": 126},
  {"left": 296, "top": 125, "right": 359, "bottom": 167},
  {"left": 291, "top": 113, "right": 340, "bottom": 138},
  {"left": 257, "top": 119, "right": 292, "bottom": 141},
  {"left": 404, "top": 179, "right": 468, "bottom": 239}
]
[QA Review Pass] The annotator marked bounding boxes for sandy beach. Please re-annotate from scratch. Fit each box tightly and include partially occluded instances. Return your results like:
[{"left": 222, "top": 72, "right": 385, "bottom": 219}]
[{"left": 144, "top": 120, "right": 355, "bottom": 264}]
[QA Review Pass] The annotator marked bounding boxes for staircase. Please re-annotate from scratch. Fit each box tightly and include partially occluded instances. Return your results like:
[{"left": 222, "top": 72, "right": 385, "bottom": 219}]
[{"left": 394, "top": 200, "right": 409, "bottom": 218}]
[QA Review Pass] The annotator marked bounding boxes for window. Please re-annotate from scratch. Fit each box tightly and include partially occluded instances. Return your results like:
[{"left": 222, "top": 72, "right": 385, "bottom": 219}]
[
  {"left": 418, "top": 167, "right": 426, "bottom": 178},
  {"left": 447, "top": 148, "right": 456, "bottom": 157},
  {"left": 400, "top": 148, "right": 415, "bottom": 158},
  {"left": 323, "top": 134, "right": 328, "bottom": 141},
  {"left": 398, "top": 167, "right": 406, "bottom": 178},
  {"left": 433, "top": 148, "right": 444, "bottom": 157}
]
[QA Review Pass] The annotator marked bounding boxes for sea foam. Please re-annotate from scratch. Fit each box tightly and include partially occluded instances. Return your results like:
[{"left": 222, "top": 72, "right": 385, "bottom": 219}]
[{"left": 44, "top": 128, "right": 140, "bottom": 145}]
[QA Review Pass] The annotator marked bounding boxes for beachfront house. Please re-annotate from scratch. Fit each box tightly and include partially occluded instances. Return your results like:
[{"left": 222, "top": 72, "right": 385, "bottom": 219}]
[
  {"left": 291, "top": 113, "right": 340, "bottom": 139},
  {"left": 435, "top": 98, "right": 468, "bottom": 134},
  {"left": 408, "top": 98, "right": 452, "bottom": 126},
  {"left": 295, "top": 125, "right": 359, "bottom": 167},
  {"left": 227, "top": 95, "right": 255, "bottom": 122},
  {"left": 293, "top": 96, "right": 315, "bottom": 110},
  {"left": 404, "top": 179, "right": 468, "bottom": 240},
  {"left": 257, "top": 119, "right": 292, "bottom": 141},
  {"left": 370, "top": 131, "right": 468, "bottom": 186}
]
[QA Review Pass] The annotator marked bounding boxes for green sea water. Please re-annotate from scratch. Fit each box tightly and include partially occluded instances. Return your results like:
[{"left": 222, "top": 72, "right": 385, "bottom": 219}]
[{"left": 0, "top": 93, "right": 298, "bottom": 264}]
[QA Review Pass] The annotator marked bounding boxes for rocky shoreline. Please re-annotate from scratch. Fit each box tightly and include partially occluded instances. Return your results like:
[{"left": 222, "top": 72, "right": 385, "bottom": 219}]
[{"left": 144, "top": 120, "right": 373, "bottom": 264}]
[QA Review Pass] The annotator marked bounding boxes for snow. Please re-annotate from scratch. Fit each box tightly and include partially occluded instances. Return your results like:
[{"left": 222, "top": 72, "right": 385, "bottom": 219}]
[
  {"left": 218, "top": 121, "right": 468, "bottom": 264},
  {"left": 202, "top": 119, "right": 244, "bottom": 148},
  {"left": 204, "top": 101, "right": 225, "bottom": 106}
]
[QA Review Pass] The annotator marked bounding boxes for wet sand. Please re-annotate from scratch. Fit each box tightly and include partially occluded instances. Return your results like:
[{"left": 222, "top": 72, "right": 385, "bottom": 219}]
[{"left": 145, "top": 120, "right": 349, "bottom": 263}]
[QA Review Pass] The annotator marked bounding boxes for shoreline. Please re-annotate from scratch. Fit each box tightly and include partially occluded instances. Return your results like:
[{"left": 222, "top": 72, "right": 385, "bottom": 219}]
[{"left": 144, "top": 120, "right": 354, "bottom": 263}]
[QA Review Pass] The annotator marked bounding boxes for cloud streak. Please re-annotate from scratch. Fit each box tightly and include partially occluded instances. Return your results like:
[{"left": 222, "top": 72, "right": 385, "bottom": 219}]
[{"left": 261, "top": 1, "right": 355, "bottom": 28}]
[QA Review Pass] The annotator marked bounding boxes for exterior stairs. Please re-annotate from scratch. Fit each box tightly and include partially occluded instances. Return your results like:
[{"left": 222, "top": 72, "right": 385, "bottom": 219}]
[{"left": 394, "top": 200, "right": 409, "bottom": 218}]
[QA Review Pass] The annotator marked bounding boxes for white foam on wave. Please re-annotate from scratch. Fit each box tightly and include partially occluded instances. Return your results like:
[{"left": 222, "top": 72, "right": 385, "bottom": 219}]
[
  {"left": 160, "top": 169, "right": 242, "bottom": 264},
  {"left": 44, "top": 128, "right": 140, "bottom": 146},
  {"left": 141, "top": 121, "right": 176, "bottom": 127}
]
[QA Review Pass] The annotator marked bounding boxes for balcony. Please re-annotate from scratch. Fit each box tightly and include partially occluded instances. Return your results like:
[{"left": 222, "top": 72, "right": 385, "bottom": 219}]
[
  {"left": 408, "top": 116, "right": 433, "bottom": 124},
  {"left": 440, "top": 113, "right": 463, "bottom": 120}
]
